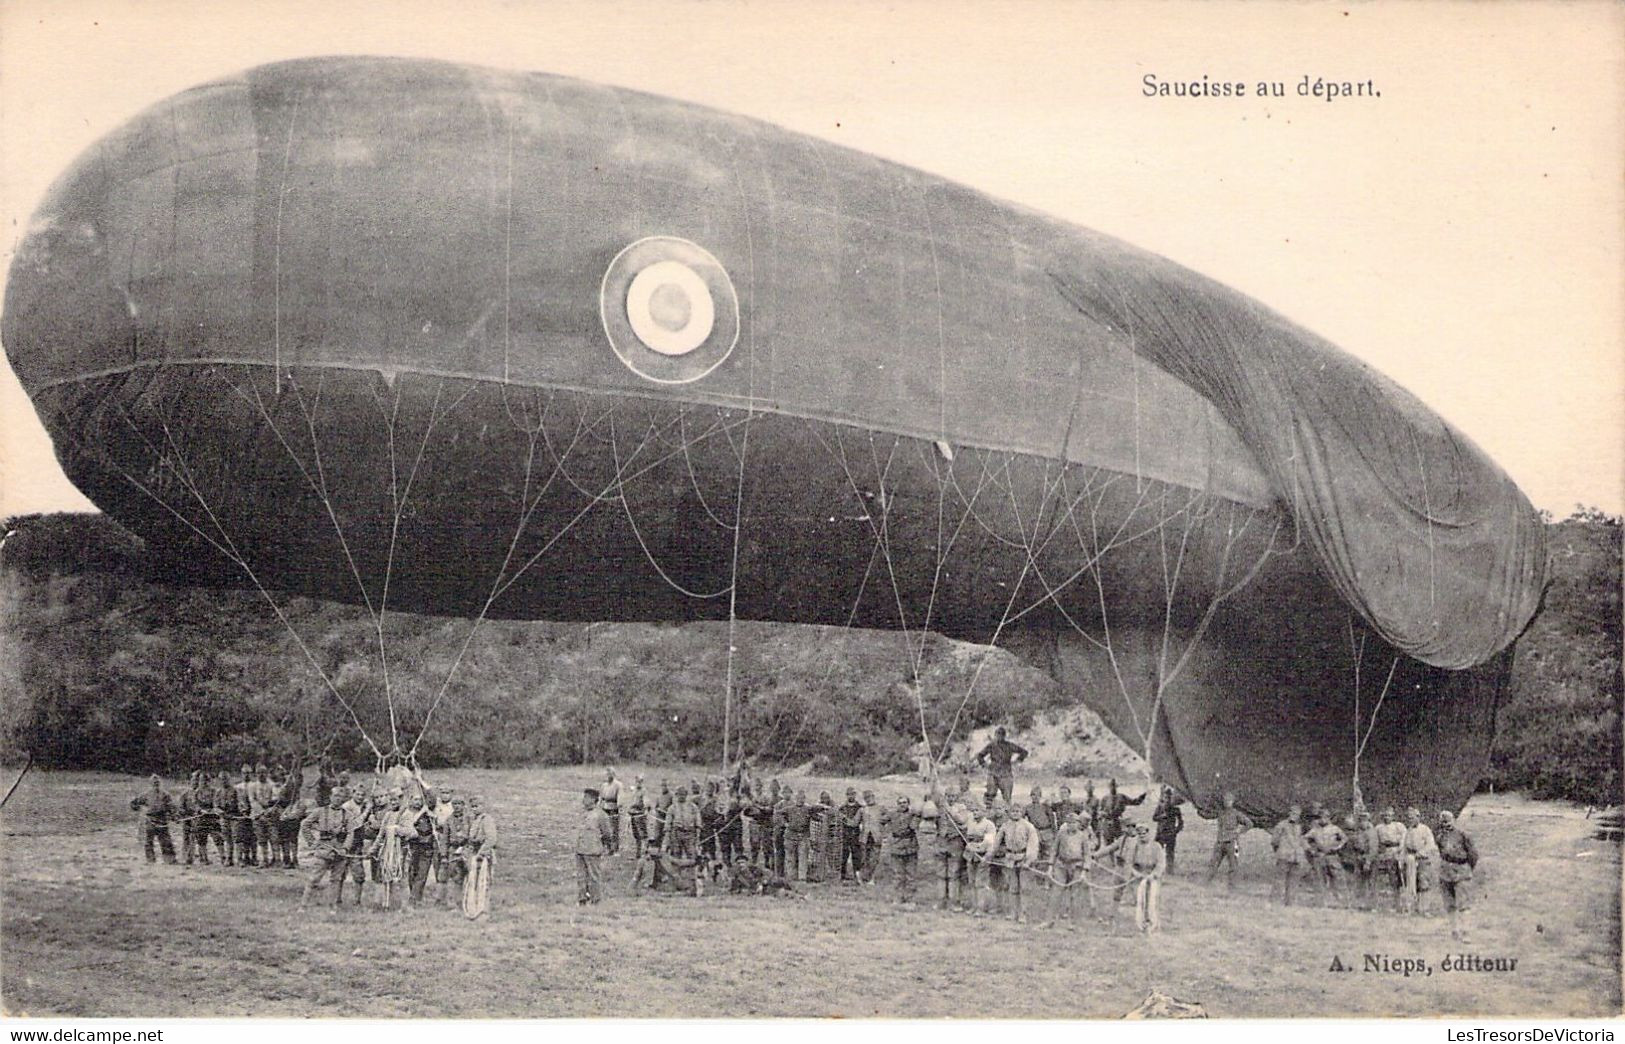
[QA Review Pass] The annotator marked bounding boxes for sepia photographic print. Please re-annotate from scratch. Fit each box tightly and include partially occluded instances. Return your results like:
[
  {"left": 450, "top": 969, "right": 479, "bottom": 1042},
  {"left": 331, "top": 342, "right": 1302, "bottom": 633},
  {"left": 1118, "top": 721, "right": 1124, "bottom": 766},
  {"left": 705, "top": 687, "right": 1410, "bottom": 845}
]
[{"left": 1, "top": 0, "right": 1620, "bottom": 1032}]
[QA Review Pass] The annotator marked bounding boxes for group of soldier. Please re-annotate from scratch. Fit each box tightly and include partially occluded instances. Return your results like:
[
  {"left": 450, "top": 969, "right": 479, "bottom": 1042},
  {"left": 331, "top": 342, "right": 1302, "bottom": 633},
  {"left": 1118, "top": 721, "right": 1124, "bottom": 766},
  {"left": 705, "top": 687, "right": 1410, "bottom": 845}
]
[
  {"left": 129, "top": 764, "right": 499, "bottom": 917},
  {"left": 570, "top": 726, "right": 1482, "bottom": 941},
  {"left": 130, "top": 726, "right": 1481, "bottom": 939},
  {"left": 1261, "top": 801, "right": 1481, "bottom": 938},
  {"left": 571, "top": 748, "right": 1178, "bottom": 934}
]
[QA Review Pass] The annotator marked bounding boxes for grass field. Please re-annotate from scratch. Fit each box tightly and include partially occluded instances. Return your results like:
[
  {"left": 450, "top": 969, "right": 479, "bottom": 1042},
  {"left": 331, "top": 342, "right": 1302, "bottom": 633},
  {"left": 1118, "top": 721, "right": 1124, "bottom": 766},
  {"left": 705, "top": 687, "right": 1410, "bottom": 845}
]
[{"left": 1, "top": 766, "right": 1618, "bottom": 1019}]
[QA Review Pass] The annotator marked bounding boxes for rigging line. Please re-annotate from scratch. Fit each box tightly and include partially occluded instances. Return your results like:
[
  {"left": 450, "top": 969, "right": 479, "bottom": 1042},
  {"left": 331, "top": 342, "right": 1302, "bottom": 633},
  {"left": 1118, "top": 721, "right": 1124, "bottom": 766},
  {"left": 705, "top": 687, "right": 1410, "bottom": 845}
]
[
  {"left": 932, "top": 443, "right": 1095, "bottom": 761},
  {"left": 978, "top": 464, "right": 1114, "bottom": 618},
  {"left": 934, "top": 535, "right": 1044, "bottom": 760},
  {"left": 272, "top": 90, "right": 302, "bottom": 393},
  {"left": 405, "top": 398, "right": 601, "bottom": 756},
  {"left": 1141, "top": 490, "right": 1207, "bottom": 770},
  {"left": 961, "top": 373, "right": 1086, "bottom": 592},
  {"left": 983, "top": 481, "right": 1156, "bottom": 651},
  {"left": 493, "top": 411, "right": 756, "bottom": 603},
  {"left": 996, "top": 499, "right": 1176, "bottom": 629},
  {"left": 1154, "top": 490, "right": 1204, "bottom": 689},
  {"left": 1081, "top": 483, "right": 1146, "bottom": 750},
  {"left": 751, "top": 448, "right": 891, "bottom": 766},
  {"left": 827, "top": 431, "right": 919, "bottom": 683},
  {"left": 228, "top": 371, "right": 378, "bottom": 620},
  {"left": 678, "top": 409, "right": 738, "bottom": 531},
  {"left": 284, "top": 373, "right": 378, "bottom": 617},
  {"left": 1348, "top": 616, "right": 1365, "bottom": 772},
  {"left": 369, "top": 378, "right": 416, "bottom": 748},
  {"left": 1408, "top": 424, "right": 1439, "bottom": 613},
  {"left": 939, "top": 464, "right": 1038, "bottom": 550},
  {"left": 864, "top": 432, "right": 913, "bottom": 649},
  {"left": 609, "top": 415, "right": 733, "bottom": 600},
  {"left": 413, "top": 403, "right": 701, "bottom": 752},
  {"left": 535, "top": 399, "right": 645, "bottom": 504},
  {"left": 1355, "top": 657, "right": 1401, "bottom": 763},
  {"left": 872, "top": 439, "right": 939, "bottom": 760},
  {"left": 1158, "top": 515, "right": 1281, "bottom": 699},
  {"left": 285, "top": 369, "right": 403, "bottom": 749},
  {"left": 982, "top": 436, "right": 1092, "bottom": 624},
  {"left": 373, "top": 377, "right": 404, "bottom": 734},
  {"left": 803, "top": 424, "right": 940, "bottom": 759},
  {"left": 909, "top": 441, "right": 997, "bottom": 683},
  {"left": 503, "top": 118, "right": 514, "bottom": 386},
  {"left": 97, "top": 405, "right": 382, "bottom": 757},
  {"left": 722, "top": 410, "right": 754, "bottom": 774}
]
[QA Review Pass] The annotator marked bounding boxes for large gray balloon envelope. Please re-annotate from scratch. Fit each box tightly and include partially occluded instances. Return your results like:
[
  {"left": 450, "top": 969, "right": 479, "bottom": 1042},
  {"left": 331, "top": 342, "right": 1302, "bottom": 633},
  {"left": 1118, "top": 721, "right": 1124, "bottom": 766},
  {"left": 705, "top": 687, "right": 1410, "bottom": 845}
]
[{"left": 1, "top": 56, "right": 1547, "bottom": 818}]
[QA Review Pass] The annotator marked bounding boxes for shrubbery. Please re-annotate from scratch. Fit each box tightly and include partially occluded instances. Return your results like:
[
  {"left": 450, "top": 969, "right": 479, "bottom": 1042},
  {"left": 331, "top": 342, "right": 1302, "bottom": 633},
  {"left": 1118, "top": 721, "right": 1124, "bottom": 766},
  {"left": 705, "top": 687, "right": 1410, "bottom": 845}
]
[
  {"left": 1487, "top": 511, "right": 1623, "bottom": 806},
  {"left": 0, "top": 514, "right": 1062, "bottom": 775},
  {"left": 3, "top": 509, "right": 1620, "bottom": 805}
]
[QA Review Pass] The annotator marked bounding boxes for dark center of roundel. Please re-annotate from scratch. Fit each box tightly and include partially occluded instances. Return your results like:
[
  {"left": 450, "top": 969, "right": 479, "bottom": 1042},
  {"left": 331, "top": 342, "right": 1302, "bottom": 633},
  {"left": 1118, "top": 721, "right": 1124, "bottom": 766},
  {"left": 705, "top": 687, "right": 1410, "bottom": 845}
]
[
  {"left": 600, "top": 236, "right": 740, "bottom": 385},
  {"left": 648, "top": 281, "right": 692, "bottom": 332}
]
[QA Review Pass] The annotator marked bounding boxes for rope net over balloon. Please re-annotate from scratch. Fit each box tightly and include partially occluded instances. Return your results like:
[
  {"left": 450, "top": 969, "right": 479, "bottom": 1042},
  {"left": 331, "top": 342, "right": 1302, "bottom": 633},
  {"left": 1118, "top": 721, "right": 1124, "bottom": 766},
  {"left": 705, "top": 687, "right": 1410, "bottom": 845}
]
[{"left": 33, "top": 339, "right": 1407, "bottom": 813}]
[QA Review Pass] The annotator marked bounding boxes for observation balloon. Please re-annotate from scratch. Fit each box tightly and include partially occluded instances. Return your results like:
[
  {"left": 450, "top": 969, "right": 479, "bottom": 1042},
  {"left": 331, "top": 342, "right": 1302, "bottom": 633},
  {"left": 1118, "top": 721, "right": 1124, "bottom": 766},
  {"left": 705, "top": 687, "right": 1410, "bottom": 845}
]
[{"left": 1, "top": 57, "right": 1547, "bottom": 817}]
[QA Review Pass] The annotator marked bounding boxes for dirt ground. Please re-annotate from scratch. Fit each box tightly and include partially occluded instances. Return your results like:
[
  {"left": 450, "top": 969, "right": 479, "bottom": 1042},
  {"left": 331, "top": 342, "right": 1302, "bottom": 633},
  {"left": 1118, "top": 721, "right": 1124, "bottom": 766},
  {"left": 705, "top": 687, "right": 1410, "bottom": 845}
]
[{"left": 1, "top": 766, "right": 1618, "bottom": 1018}]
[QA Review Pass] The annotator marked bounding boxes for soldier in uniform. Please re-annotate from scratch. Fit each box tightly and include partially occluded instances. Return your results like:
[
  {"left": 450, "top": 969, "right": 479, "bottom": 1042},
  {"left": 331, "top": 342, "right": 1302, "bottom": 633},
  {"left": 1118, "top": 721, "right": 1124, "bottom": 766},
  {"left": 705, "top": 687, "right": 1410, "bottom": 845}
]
[
  {"left": 1024, "top": 785, "right": 1057, "bottom": 864},
  {"left": 859, "top": 790, "right": 885, "bottom": 884},
  {"left": 783, "top": 790, "right": 813, "bottom": 881},
  {"left": 703, "top": 784, "right": 731, "bottom": 880},
  {"left": 1082, "top": 781, "right": 1102, "bottom": 839},
  {"left": 963, "top": 804, "right": 1000, "bottom": 916},
  {"left": 925, "top": 783, "right": 968, "bottom": 911},
  {"left": 1152, "top": 789, "right": 1186, "bottom": 872},
  {"left": 1402, "top": 806, "right": 1439, "bottom": 915},
  {"left": 1342, "top": 812, "right": 1379, "bottom": 909},
  {"left": 1047, "top": 811, "right": 1092, "bottom": 926},
  {"left": 131, "top": 775, "right": 177, "bottom": 864},
  {"left": 278, "top": 775, "right": 313, "bottom": 868},
  {"left": 178, "top": 772, "right": 208, "bottom": 865},
  {"left": 1373, "top": 806, "right": 1407, "bottom": 911},
  {"left": 599, "top": 768, "right": 623, "bottom": 856},
  {"left": 575, "top": 787, "right": 613, "bottom": 905},
  {"left": 995, "top": 803, "right": 1040, "bottom": 923},
  {"left": 300, "top": 786, "right": 358, "bottom": 907},
  {"left": 729, "top": 855, "right": 767, "bottom": 894},
  {"left": 1048, "top": 786, "right": 1081, "bottom": 830},
  {"left": 769, "top": 786, "right": 790, "bottom": 876},
  {"left": 1435, "top": 810, "right": 1480, "bottom": 940},
  {"left": 210, "top": 772, "right": 239, "bottom": 866},
  {"left": 885, "top": 795, "right": 921, "bottom": 905},
  {"left": 249, "top": 765, "right": 279, "bottom": 869},
  {"left": 648, "top": 780, "right": 672, "bottom": 859},
  {"left": 1128, "top": 822, "right": 1168, "bottom": 933},
  {"left": 1305, "top": 810, "right": 1349, "bottom": 906},
  {"left": 809, "top": 790, "right": 836, "bottom": 882},
  {"left": 1204, "top": 790, "right": 1253, "bottom": 891},
  {"left": 341, "top": 784, "right": 370, "bottom": 902},
  {"left": 1270, "top": 806, "right": 1308, "bottom": 906},
  {"left": 837, "top": 788, "right": 865, "bottom": 882},
  {"left": 1099, "top": 778, "right": 1147, "bottom": 846},
  {"left": 196, "top": 772, "right": 228, "bottom": 865},
  {"left": 974, "top": 726, "right": 1028, "bottom": 805},
  {"left": 719, "top": 787, "right": 746, "bottom": 867},
  {"left": 666, "top": 787, "right": 701, "bottom": 863},
  {"left": 463, "top": 795, "right": 498, "bottom": 918},
  {"left": 403, "top": 794, "right": 439, "bottom": 905},
  {"left": 437, "top": 795, "right": 471, "bottom": 907},
  {"left": 232, "top": 766, "right": 257, "bottom": 866},
  {"left": 626, "top": 775, "right": 649, "bottom": 859}
]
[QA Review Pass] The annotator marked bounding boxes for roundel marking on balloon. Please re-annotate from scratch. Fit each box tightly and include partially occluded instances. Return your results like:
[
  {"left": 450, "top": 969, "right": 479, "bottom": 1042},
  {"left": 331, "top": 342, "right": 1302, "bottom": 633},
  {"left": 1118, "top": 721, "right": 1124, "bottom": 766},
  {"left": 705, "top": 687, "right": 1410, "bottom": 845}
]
[{"left": 600, "top": 237, "right": 739, "bottom": 384}]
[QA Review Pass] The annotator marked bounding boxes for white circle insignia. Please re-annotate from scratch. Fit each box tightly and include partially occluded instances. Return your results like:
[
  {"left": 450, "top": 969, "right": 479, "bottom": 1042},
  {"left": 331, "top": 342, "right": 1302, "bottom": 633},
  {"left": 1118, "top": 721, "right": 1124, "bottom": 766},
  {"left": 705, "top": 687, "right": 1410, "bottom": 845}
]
[
  {"left": 625, "top": 260, "right": 715, "bottom": 356},
  {"left": 600, "top": 237, "right": 739, "bottom": 384}
]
